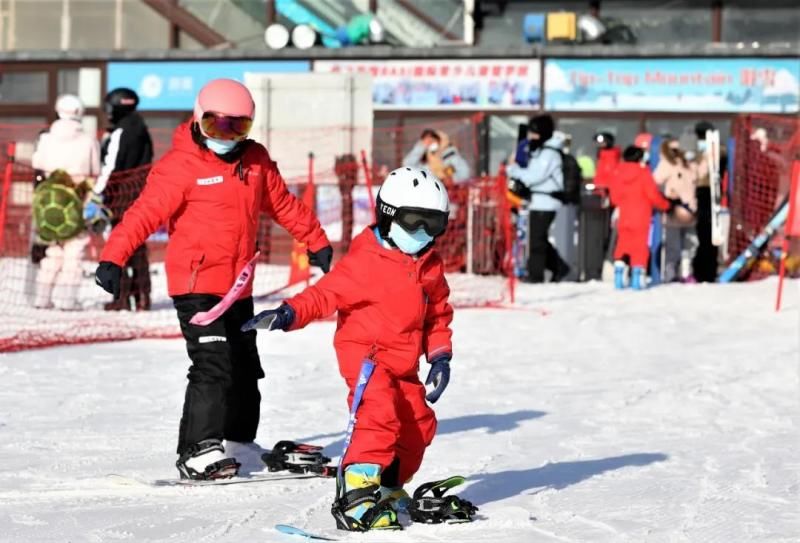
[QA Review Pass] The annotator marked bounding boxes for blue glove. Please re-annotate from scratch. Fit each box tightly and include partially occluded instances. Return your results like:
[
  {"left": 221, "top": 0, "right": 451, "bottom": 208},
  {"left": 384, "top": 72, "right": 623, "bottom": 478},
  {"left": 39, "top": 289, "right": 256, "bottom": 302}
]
[
  {"left": 84, "top": 194, "right": 112, "bottom": 232},
  {"left": 425, "top": 353, "right": 451, "bottom": 404},
  {"left": 515, "top": 139, "right": 530, "bottom": 168},
  {"left": 241, "top": 303, "right": 295, "bottom": 332}
]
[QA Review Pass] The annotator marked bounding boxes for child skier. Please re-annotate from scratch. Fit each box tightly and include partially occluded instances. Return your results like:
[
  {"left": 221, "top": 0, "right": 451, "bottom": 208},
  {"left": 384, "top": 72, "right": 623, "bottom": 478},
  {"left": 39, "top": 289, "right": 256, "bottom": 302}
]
[
  {"left": 243, "top": 167, "right": 475, "bottom": 531},
  {"left": 95, "top": 79, "right": 333, "bottom": 480},
  {"left": 609, "top": 145, "right": 672, "bottom": 289}
]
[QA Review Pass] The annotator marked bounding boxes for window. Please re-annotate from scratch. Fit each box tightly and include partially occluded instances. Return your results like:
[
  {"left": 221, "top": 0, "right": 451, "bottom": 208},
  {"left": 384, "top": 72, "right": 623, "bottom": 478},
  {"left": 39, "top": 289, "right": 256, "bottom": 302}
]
[
  {"left": 0, "top": 72, "right": 48, "bottom": 104},
  {"left": 722, "top": 1, "right": 800, "bottom": 43},
  {"left": 644, "top": 118, "right": 731, "bottom": 144},
  {"left": 601, "top": 1, "right": 712, "bottom": 45}
]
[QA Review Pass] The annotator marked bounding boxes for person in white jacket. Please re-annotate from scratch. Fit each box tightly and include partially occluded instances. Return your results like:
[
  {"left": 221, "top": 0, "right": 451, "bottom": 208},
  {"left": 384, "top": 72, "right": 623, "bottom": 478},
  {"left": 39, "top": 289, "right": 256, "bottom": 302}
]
[{"left": 31, "top": 94, "right": 101, "bottom": 310}]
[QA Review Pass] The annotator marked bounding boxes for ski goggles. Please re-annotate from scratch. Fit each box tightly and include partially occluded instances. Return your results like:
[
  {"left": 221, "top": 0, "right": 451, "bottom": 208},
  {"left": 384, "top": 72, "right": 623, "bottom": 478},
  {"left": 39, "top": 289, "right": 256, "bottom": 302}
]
[
  {"left": 199, "top": 112, "right": 253, "bottom": 142},
  {"left": 392, "top": 206, "right": 449, "bottom": 238}
]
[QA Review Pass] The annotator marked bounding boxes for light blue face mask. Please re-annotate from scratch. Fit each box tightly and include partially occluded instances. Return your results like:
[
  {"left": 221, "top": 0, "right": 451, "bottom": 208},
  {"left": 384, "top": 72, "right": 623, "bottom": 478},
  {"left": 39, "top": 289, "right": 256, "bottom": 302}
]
[
  {"left": 389, "top": 222, "right": 433, "bottom": 255},
  {"left": 206, "top": 137, "right": 238, "bottom": 155},
  {"left": 697, "top": 140, "right": 708, "bottom": 153}
]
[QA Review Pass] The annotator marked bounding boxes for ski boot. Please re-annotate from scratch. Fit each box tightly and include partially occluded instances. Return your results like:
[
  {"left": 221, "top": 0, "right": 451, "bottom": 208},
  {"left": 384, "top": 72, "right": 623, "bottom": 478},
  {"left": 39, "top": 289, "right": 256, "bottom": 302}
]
[
  {"left": 613, "top": 260, "right": 627, "bottom": 289},
  {"left": 379, "top": 485, "right": 412, "bottom": 514},
  {"left": 261, "top": 440, "right": 336, "bottom": 477},
  {"left": 176, "top": 439, "right": 240, "bottom": 480},
  {"left": 631, "top": 266, "right": 646, "bottom": 290},
  {"left": 331, "top": 464, "right": 401, "bottom": 532},
  {"left": 408, "top": 476, "right": 478, "bottom": 524}
]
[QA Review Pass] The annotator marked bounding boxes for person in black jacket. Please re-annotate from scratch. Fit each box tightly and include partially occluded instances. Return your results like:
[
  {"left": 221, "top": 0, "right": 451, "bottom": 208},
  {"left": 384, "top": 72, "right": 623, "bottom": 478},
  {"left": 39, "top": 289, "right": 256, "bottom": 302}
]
[{"left": 95, "top": 88, "right": 154, "bottom": 311}]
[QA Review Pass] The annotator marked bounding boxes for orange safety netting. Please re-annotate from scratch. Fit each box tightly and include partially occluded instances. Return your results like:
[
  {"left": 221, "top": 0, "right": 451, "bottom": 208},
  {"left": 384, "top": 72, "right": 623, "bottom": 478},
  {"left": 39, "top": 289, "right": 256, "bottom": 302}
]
[
  {"left": 0, "top": 117, "right": 512, "bottom": 352},
  {"left": 728, "top": 114, "right": 800, "bottom": 279}
]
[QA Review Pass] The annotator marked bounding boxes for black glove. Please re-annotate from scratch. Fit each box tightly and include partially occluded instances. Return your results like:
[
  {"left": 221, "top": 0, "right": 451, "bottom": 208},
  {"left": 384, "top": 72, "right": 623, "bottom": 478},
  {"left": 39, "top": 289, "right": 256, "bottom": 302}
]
[
  {"left": 308, "top": 245, "right": 333, "bottom": 274},
  {"left": 95, "top": 261, "right": 122, "bottom": 299},
  {"left": 241, "top": 303, "right": 296, "bottom": 332}
]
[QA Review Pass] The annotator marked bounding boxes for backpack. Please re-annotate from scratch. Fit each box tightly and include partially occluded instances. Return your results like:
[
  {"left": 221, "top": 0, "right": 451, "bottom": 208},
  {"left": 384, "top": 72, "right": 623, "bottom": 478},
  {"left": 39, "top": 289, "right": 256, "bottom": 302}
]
[{"left": 551, "top": 148, "right": 583, "bottom": 205}]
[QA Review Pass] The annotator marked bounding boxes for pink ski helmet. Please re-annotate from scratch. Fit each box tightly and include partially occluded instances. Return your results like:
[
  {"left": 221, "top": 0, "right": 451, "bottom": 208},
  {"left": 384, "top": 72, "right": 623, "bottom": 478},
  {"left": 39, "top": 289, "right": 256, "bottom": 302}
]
[{"left": 194, "top": 79, "right": 255, "bottom": 141}]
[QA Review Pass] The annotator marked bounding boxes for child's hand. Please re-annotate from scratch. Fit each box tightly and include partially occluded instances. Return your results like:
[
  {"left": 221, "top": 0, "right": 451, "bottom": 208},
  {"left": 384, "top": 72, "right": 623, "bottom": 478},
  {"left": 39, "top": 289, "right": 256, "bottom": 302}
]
[
  {"left": 241, "top": 303, "right": 295, "bottom": 332},
  {"left": 425, "top": 354, "right": 451, "bottom": 404}
]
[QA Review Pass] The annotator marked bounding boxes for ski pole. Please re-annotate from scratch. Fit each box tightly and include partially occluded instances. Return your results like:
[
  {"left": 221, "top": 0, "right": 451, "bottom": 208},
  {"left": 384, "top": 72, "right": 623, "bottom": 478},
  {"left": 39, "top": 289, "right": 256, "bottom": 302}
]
[{"left": 336, "top": 359, "right": 376, "bottom": 498}]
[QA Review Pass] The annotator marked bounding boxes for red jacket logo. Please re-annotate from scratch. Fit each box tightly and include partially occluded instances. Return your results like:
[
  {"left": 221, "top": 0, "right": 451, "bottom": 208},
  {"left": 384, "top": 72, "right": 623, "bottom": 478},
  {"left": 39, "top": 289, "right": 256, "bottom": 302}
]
[{"left": 197, "top": 175, "right": 223, "bottom": 186}]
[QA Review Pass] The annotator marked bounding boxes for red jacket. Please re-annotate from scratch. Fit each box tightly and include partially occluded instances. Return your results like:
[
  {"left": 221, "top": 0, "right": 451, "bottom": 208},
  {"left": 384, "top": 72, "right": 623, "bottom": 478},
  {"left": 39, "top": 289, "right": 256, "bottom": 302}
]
[
  {"left": 609, "top": 162, "right": 670, "bottom": 233},
  {"left": 100, "top": 122, "right": 329, "bottom": 297},
  {"left": 594, "top": 147, "right": 621, "bottom": 191},
  {"left": 286, "top": 228, "right": 453, "bottom": 379}
]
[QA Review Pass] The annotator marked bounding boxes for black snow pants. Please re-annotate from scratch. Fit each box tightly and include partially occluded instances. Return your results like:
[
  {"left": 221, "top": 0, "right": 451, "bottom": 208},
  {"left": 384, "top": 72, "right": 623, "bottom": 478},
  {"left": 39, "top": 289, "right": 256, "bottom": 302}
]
[
  {"left": 528, "top": 210, "right": 566, "bottom": 283},
  {"left": 173, "top": 294, "right": 264, "bottom": 455}
]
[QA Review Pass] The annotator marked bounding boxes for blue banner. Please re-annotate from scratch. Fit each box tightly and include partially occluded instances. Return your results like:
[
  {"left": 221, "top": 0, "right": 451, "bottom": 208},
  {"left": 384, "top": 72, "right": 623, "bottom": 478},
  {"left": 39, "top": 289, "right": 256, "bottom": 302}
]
[
  {"left": 107, "top": 61, "right": 310, "bottom": 110},
  {"left": 545, "top": 58, "right": 800, "bottom": 113}
]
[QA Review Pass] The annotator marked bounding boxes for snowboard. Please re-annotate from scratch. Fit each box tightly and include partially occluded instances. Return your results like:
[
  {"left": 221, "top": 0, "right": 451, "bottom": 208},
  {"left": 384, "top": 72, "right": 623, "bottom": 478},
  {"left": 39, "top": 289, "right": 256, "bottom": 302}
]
[
  {"left": 106, "top": 472, "right": 319, "bottom": 488},
  {"left": 275, "top": 524, "right": 338, "bottom": 541},
  {"left": 719, "top": 198, "right": 789, "bottom": 283}
]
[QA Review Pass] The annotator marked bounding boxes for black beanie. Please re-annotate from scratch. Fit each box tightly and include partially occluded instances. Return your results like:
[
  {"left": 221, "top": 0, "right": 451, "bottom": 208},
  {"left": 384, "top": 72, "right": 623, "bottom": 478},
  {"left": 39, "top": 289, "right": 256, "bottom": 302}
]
[
  {"left": 528, "top": 114, "right": 555, "bottom": 142},
  {"left": 623, "top": 145, "right": 644, "bottom": 163},
  {"left": 695, "top": 121, "right": 714, "bottom": 140}
]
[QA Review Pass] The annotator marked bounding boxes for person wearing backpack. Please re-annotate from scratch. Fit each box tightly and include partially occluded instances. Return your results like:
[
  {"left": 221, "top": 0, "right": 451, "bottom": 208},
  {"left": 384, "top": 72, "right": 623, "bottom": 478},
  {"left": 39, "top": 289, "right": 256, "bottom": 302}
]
[{"left": 507, "top": 114, "right": 570, "bottom": 283}]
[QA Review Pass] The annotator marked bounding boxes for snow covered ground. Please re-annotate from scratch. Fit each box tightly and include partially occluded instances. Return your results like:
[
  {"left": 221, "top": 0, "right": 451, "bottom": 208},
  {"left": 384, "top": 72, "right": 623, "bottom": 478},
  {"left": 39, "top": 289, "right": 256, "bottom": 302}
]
[{"left": 1, "top": 279, "right": 798, "bottom": 542}]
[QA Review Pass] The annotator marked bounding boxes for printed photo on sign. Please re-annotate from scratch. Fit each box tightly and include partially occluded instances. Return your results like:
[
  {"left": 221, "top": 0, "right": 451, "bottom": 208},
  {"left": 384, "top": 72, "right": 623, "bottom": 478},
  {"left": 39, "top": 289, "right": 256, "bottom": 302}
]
[{"left": 315, "top": 60, "right": 541, "bottom": 110}]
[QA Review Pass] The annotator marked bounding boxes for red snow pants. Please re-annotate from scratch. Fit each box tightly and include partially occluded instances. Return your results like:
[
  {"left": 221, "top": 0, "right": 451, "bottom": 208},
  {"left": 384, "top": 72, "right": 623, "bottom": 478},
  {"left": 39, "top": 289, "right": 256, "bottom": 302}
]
[
  {"left": 342, "top": 363, "right": 437, "bottom": 486},
  {"left": 614, "top": 226, "right": 651, "bottom": 268}
]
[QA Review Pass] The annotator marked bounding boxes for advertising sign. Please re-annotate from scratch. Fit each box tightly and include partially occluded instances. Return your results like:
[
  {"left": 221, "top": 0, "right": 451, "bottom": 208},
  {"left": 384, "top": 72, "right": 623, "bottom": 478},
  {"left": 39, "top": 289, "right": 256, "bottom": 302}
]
[
  {"left": 107, "top": 61, "right": 310, "bottom": 110},
  {"left": 545, "top": 58, "right": 800, "bottom": 113},
  {"left": 315, "top": 60, "right": 541, "bottom": 110}
]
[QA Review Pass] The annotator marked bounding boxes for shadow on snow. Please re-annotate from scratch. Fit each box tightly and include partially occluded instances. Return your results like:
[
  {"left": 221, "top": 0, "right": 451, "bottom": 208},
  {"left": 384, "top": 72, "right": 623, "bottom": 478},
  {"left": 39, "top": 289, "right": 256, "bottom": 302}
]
[{"left": 462, "top": 452, "right": 669, "bottom": 505}]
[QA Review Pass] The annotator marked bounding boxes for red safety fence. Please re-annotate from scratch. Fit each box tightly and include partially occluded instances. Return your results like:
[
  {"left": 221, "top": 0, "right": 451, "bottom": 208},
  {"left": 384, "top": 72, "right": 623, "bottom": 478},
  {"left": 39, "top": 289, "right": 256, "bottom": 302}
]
[
  {"left": 728, "top": 114, "right": 800, "bottom": 279},
  {"left": 0, "top": 116, "right": 513, "bottom": 352}
]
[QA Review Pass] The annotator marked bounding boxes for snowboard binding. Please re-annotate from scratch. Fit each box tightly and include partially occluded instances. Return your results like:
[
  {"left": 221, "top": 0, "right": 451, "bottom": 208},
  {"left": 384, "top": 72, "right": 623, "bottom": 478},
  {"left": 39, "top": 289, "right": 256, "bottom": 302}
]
[
  {"left": 261, "top": 440, "right": 336, "bottom": 477},
  {"left": 408, "top": 476, "right": 478, "bottom": 524},
  {"left": 331, "top": 485, "right": 401, "bottom": 532},
  {"left": 176, "top": 439, "right": 240, "bottom": 481}
]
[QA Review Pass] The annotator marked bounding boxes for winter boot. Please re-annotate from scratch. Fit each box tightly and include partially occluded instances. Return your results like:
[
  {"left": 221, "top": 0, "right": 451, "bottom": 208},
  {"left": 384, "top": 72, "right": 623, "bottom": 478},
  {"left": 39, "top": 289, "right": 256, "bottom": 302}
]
[
  {"left": 379, "top": 486, "right": 412, "bottom": 514},
  {"left": 331, "top": 463, "right": 401, "bottom": 532},
  {"left": 614, "top": 260, "right": 627, "bottom": 289},
  {"left": 631, "top": 266, "right": 646, "bottom": 290},
  {"left": 176, "top": 439, "right": 240, "bottom": 480}
]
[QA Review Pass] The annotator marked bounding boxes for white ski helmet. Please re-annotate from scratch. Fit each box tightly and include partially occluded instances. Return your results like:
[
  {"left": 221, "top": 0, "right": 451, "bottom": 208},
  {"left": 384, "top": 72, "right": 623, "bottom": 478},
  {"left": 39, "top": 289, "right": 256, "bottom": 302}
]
[
  {"left": 55, "top": 94, "right": 84, "bottom": 121},
  {"left": 376, "top": 166, "right": 450, "bottom": 241}
]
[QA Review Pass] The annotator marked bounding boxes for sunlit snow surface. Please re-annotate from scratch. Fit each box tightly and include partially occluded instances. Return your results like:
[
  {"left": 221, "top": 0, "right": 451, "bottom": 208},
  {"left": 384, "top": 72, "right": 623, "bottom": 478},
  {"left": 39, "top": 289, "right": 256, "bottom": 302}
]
[{"left": 1, "top": 279, "right": 797, "bottom": 542}]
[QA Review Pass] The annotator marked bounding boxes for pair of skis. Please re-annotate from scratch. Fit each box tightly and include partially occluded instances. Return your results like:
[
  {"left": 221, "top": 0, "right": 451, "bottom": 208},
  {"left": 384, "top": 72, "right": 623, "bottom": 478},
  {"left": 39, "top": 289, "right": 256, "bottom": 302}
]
[
  {"left": 719, "top": 198, "right": 790, "bottom": 283},
  {"left": 707, "top": 129, "right": 731, "bottom": 257}
]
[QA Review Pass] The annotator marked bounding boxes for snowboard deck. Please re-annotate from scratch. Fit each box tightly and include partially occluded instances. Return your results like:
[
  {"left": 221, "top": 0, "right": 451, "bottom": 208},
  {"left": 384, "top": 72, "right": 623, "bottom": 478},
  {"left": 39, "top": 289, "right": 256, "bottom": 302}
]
[
  {"left": 106, "top": 472, "right": 319, "bottom": 488},
  {"left": 275, "top": 524, "right": 339, "bottom": 541}
]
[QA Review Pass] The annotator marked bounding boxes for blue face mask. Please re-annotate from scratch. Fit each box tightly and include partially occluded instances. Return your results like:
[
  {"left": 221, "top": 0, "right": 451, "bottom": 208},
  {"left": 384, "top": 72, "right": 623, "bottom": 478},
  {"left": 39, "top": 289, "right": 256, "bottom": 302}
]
[
  {"left": 205, "top": 137, "right": 238, "bottom": 155},
  {"left": 389, "top": 222, "right": 433, "bottom": 255},
  {"left": 697, "top": 140, "right": 708, "bottom": 153}
]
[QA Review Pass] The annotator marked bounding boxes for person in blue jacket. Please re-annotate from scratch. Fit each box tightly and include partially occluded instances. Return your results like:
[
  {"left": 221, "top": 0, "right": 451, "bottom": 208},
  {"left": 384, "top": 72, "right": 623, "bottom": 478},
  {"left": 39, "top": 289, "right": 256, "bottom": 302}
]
[{"left": 507, "top": 114, "right": 570, "bottom": 283}]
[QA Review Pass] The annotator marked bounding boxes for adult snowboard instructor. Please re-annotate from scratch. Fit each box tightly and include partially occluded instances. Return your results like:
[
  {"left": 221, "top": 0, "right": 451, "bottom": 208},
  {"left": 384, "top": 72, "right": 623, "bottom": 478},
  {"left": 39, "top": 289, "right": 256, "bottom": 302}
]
[{"left": 94, "top": 79, "right": 333, "bottom": 480}]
